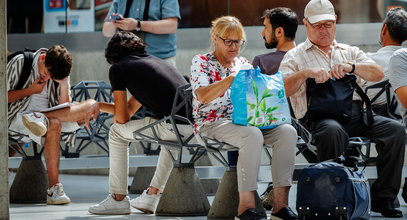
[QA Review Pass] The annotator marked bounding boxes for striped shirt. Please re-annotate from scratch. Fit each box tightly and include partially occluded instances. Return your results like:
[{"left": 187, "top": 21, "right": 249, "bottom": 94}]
[
  {"left": 7, "top": 49, "right": 62, "bottom": 124},
  {"left": 280, "top": 38, "right": 375, "bottom": 119},
  {"left": 7, "top": 49, "right": 76, "bottom": 147}
]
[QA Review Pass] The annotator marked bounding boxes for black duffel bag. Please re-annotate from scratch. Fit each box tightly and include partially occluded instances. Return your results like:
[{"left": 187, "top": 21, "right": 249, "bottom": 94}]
[
  {"left": 305, "top": 74, "right": 374, "bottom": 126},
  {"left": 296, "top": 156, "right": 371, "bottom": 220}
]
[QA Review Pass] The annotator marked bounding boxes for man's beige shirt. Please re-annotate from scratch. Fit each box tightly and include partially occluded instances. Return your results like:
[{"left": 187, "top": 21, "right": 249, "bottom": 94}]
[{"left": 280, "top": 38, "right": 375, "bottom": 119}]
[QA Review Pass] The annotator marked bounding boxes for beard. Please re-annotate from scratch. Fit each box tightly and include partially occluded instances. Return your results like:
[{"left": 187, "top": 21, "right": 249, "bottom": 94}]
[{"left": 263, "top": 36, "right": 278, "bottom": 49}]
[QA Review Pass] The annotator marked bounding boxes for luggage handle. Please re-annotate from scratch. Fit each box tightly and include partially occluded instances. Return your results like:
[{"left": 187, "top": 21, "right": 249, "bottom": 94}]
[{"left": 333, "top": 155, "right": 367, "bottom": 172}]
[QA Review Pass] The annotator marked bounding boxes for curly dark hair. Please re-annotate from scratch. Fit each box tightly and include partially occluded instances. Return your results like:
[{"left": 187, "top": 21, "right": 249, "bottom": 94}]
[
  {"left": 384, "top": 7, "right": 407, "bottom": 44},
  {"left": 44, "top": 45, "right": 73, "bottom": 80},
  {"left": 105, "top": 31, "right": 146, "bottom": 64}
]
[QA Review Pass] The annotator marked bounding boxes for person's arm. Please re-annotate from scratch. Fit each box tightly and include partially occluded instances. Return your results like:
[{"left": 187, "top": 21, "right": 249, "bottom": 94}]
[
  {"left": 127, "top": 96, "right": 142, "bottom": 116},
  {"left": 8, "top": 78, "right": 46, "bottom": 103},
  {"left": 55, "top": 77, "right": 70, "bottom": 104},
  {"left": 353, "top": 63, "right": 383, "bottom": 82},
  {"left": 113, "top": 91, "right": 130, "bottom": 124},
  {"left": 139, "top": 17, "right": 178, "bottom": 34},
  {"left": 394, "top": 86, "right": 407, "bottom": 108},
  {"left": 102, "top": 21, "right": 118, "bottom": 37},
  {"left": 100, "top": 96, "right": 141, "bottom": 116},
  {"left": 389, "top": 49, "right": 407, "bottom": 108},
  {"left": 330, "top": 62, "right": 383, "bottom": 82},
  {"left": 99, "top": 102, "right": 115, "bottom": 114},
  {"left": 341, "top": 47, "right": 384, "bottom": 82},
  {"left": 111, "top": 17, "right": 178, "bottom": 34},
  {"left": 195, "top": 75, "right": 235, "bottom": 104}
]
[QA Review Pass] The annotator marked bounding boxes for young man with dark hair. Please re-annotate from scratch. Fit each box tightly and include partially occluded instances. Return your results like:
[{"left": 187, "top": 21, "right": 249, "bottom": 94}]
[
  {"left": 251, "top": 8, "right": 299, "bottom": 216},
  {"left": 8, "top": 45, "right": 100, "bottom": 205},
  {"left": 362, "top": 7, "right": 407, "bottom": 115},
  {"left": 89, "top": 31, "right": 189, "bottom": 215},
  {"left": 252, "top": 7, "right": 298, "bottom": 75}
]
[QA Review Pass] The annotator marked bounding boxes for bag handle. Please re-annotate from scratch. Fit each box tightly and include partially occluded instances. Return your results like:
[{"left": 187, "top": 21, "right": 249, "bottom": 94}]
[
  {"left": 352, "top": 80, "right": 374, "bottom": 126},
  {"left": 333, "top": 155, "right": 367, "bottom": 172}
]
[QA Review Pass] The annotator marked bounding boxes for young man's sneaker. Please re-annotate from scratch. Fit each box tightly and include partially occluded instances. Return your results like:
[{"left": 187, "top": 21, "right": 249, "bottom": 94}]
[
  {"left": 130, "top": 190, "right": 160, "bottom": 214},
  {"left": 235, "top": 208, "right": 266, "bottom": 220},
  {"left": 47, "top": 183, "right": 71, "bottom": 205},
  {"left": 22, "top": 112, "right": 48, "bottom": 136},
  {"left": 89, "top": 194, "right": 131, "bottom": 215},
  {"left": 270, "top": 207, "right": 299, "bottom": 220}
]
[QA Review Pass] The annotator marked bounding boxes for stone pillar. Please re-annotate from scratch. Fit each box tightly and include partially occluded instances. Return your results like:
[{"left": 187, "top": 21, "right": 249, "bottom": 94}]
[{"left": 0, "top": 0, "right": 10, "bottom": 218}]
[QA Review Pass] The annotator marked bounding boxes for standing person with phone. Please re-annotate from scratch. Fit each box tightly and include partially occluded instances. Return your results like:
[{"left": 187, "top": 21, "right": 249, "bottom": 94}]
[{"left": 103, "top": 0, "right": 180, "bottom": 68}]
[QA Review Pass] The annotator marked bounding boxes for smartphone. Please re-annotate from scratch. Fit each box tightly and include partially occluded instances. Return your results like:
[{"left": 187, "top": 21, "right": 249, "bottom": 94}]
[
  {"left": 111, "top": 15, "right": 123, "bottom": 21},
  {"left": 112, "top": 2, "right": 122, "bottom": 21}
]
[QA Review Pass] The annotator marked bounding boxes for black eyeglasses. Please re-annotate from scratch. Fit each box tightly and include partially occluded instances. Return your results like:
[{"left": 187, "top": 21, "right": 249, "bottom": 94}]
[
  {"left": 217, "top": 36, "right": 245, "bottom": 47},
  {"left": 307, "top": 19, "right": 335, "bottom": 30}
]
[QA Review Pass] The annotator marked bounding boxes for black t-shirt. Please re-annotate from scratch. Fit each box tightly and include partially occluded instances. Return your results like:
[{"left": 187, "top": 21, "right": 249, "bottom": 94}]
[{"left": 109, "top": 54, "right": 188, "bottom": 119}]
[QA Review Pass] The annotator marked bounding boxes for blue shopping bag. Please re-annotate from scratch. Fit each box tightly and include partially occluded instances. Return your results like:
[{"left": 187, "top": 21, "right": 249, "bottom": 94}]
[{"left": 230, "top": 68, "right": 291, "bottom": 129}]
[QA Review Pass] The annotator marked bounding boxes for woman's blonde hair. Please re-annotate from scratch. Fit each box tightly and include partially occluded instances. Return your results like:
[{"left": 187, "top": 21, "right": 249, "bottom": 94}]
[{"left": 210, "top": 16, "right": 246, "bottom": 45}]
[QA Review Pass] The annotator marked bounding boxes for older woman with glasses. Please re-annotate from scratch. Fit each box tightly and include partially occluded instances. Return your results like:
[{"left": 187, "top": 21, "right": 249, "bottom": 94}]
[{"left": 190, "top": 16, "right": 298, "bottom": 220}]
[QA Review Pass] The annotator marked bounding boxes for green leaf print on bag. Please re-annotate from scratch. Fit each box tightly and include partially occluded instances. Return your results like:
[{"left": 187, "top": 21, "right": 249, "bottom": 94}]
[{"left": 247, "top": 79, "right": 281, "bottom": 127}]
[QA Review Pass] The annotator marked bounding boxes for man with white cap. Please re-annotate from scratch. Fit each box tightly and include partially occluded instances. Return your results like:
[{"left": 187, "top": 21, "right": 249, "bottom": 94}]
[{"left": 280, "top": 0, "right": 405, "bottom": 218}]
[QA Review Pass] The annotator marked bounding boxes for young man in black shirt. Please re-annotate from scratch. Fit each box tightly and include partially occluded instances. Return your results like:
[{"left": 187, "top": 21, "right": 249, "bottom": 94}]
[{"left": 89, "top": 31, "right": 189, "bottom": 215}]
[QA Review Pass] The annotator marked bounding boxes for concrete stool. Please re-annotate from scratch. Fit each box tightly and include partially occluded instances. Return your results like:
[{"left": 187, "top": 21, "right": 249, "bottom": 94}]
[
  {"left": 129, "top": 167, "right": 156, "bottom": 194},
  {"left": 208, "top": 169, "right": 265, "bottom": 219},
  {"left": 195, "top": 152, "right": 220, "bottom": 196},
  {"left": 10, "top": 159, "right": 48, "bottom": 203},
  {"left": 155, "top": 165, "right": 210, "bottom": 216}
]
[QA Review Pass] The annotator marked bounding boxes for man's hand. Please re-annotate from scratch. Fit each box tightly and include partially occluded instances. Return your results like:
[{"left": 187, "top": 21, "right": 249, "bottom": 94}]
[
  {"left": 306, "top": 68, "right": 331, "bottom": 83},
  {"left": 28, "top": 78, "right": 47, "bottom": 94},
  {"left": 113, "top": 17, "right": 138, "bottom": 31},
  {"left": 331, "top": 63, "right": 352, "bottom": 79},
  {"left": 85, "top": 101, "right": 100, "bottom": 130}
]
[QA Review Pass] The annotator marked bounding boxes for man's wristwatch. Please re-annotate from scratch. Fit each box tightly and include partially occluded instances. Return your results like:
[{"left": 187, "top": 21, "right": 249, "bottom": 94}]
[
  {"left": 135, "top": 20, "right": 141, "bottom": 32},
  {"left": 347, "top": 61, "right": 355, "bottom": 73}
]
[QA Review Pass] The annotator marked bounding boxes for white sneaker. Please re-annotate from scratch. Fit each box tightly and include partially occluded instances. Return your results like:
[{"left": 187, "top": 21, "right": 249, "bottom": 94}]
[
  {"left": 47, "top": 183, "right": 71, "bottom": 205},
  {"left": 130, "top": 190, "right": 161, "bottom": 214},
  {"left": 22, "top": 112, "right": 48, "bottom": 137},
  {"left": 89, "top": 194, "right": 131, "bottom": 215}
]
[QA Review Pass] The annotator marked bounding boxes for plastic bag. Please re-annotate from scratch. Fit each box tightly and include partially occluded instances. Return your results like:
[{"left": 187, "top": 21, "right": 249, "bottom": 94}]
[{"left": 230, "top": 68, "right": 291, "bottom": 129}]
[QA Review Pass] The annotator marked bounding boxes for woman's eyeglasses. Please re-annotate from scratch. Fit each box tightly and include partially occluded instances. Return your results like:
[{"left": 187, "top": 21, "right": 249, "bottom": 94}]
[{"left": 218, "top": 36, "right": 245, "bottom": 47}]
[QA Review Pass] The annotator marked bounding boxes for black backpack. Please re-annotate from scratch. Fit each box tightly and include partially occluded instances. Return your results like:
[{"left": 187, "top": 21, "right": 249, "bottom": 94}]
[{"left": 8, "top": 49, "right": 35, "bottom": 90}]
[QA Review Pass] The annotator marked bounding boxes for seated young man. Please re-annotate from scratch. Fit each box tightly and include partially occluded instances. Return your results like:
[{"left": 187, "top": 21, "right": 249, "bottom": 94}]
[
  {"left": 8, "top": 45, "right": 100, "bottom": 205},
  {"left": 88, "top": 31, "right": 190, "bottom": 215}
]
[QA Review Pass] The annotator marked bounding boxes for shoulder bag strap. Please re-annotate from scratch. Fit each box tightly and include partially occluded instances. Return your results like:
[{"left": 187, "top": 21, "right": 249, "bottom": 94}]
[
  {"left": 142, "top": 0, "right": 150, "bottom": 21},
  {"left": 15, "top": 51, "right": 34, "bottom": 90},
  {"left": 353, "top": 81, "right": 374, "bottom": 126},
  {"left": 123, "top": 0, "right": 133, "bottom": 18}
]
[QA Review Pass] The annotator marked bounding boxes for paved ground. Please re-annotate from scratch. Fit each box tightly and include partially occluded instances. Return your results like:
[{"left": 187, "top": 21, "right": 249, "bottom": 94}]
[{"left": 8, "top": 173, "right": 407, "bottom": 220}]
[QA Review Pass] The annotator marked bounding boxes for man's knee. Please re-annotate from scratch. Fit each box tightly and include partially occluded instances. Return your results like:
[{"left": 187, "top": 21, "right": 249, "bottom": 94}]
[
  {"left": 313, "top": 120, "right": 348, "bottom": 140},
  {"left": 48, "top": 118, "right": 62, "bottom": 133},
  {"left": 109, "top": 122, "right": 129, "bottom": 141}
]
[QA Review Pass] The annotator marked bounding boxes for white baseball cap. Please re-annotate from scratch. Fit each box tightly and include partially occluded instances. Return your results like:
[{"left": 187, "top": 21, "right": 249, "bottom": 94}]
[{"left": 304, "top": 0, "right": 336, "bottom": 24}]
